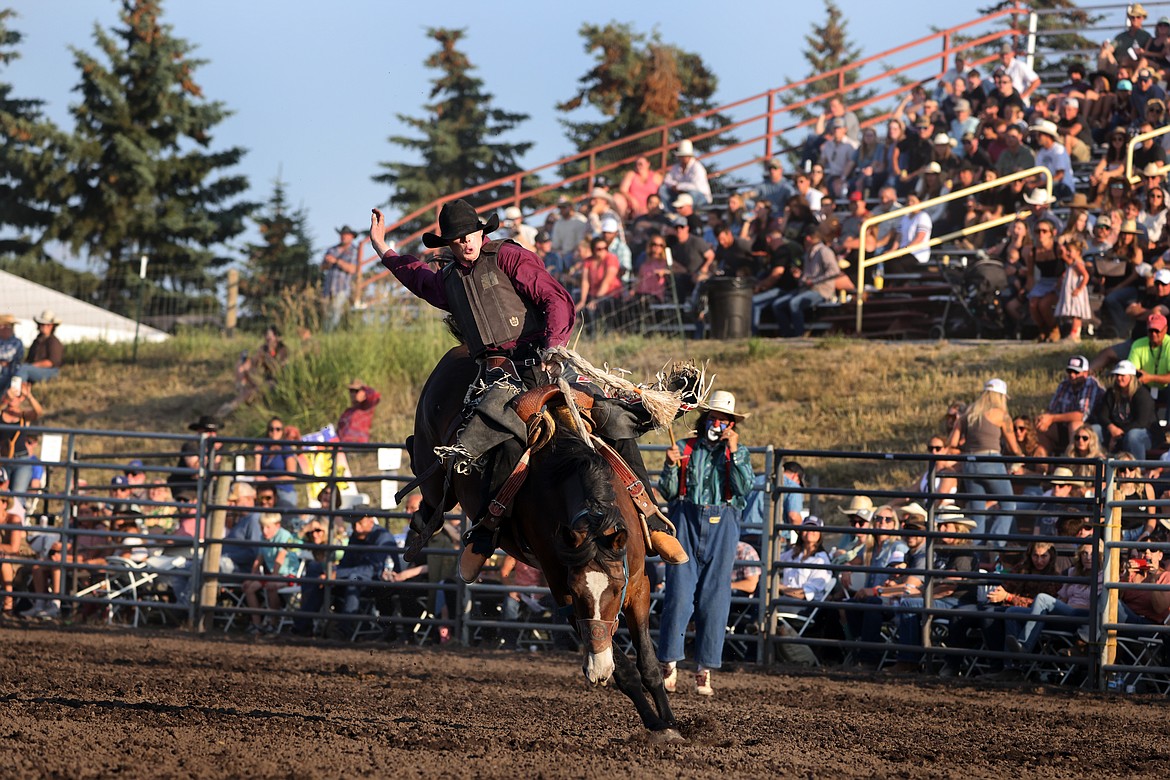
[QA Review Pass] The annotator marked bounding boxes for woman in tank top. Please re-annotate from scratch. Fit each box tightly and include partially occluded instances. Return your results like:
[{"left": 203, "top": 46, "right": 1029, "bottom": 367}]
[
  {"left": 1026, "top": 221, "right": 1062, "bottom": 342},
  {"left": 947, "top": 378, "right": 1023, "bottom": 543}
]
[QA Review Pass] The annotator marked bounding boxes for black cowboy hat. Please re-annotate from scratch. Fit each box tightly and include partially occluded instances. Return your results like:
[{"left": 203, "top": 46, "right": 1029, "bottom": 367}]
[
  {"left": 336, "top": 225, "right": 358, "bottom": 236},
  {"left": 422, "top": 200, "right": 499, "bottom": 249},
  {"left": 188, "top": 415, "right": 221, "bottom": 432}
]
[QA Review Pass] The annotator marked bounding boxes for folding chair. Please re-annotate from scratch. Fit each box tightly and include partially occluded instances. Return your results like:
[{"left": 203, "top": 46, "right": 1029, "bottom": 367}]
[{"left": 772, "top": 577, "right": 837, "bottom": 667}]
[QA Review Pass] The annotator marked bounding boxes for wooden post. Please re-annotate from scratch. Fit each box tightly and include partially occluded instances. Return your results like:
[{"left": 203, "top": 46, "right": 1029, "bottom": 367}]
[
  {"left": 225, "top": 269, "right": 239, "bottom": 336},
  {"left": 194, "top": 475, "right": 233, "bottom": 633}
]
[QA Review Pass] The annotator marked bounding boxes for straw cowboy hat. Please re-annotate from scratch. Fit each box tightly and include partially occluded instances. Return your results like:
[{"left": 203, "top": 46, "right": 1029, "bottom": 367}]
[
  {"left": 1140, "top": 162, "right": 1164, "bottom": 177},
  {"left": 422, "top": 199, "right": 500, "bottom": 249},
  {"left": 698, "top": 390, "right": 749, "bottom": 421},
  {"left": 936, "top": 504, "right": 976, "bottom": 528},
  {"left": 837, "top": 495, "right": 876, "bottom": 521},
  {"left": 897, "top": 502, "right": 929, "bottom": 522},
  {"left": 34, "top": 309, "right": 62, "bottom": 325}
]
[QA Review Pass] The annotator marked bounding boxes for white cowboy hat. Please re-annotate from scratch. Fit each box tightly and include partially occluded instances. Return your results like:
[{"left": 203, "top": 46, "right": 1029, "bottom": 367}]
[
  {"left": 698, "top": 390, "right": 749, "bottom": 420},
  {"left": 1029, "top": 119, "right": 1060, "bottom": 138},
  {"left": 1140, "top": 162, "right": 1164, "bottom": 178},
  {"left": 676, "top": 139, "right": 696, "bottom": 157},
  {"left": 34, "top": 309, "right": 62, "bottom": 325},
  {"left": 1023, "top": 189, "right": 1054, "bottom": 206}
]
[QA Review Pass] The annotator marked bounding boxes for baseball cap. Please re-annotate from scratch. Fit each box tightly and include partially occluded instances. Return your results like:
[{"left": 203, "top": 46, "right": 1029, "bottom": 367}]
[
  {"left": 110, "top": 475, "right": 130, "bottom": 486},
  {"left": 535, "top": 230, "right": 551, "bottom": 243},
  {"left": 671, "top": 193, "right": 694, "bottom": 209},
  {"left": 600, "top": 216, "right": 620, "bottom": 233},
  {"left": 1156, "top": 268, "right": 1170, "bottom": 285},
  {"left": 1113, "top": 360, "right": 1138, "bottom": 376},
  {"left": 985, "top": 378, "right": 1008, "bottom": 396},
  {"left": 1067, "top": 355, "right": 1090, "bottom": 372},
  {"left": 124, "top": 459, "right": 145, "bottom": 474},
  {"left": 1149, "top": 311, "right": 1168, "bottom": 331},
  {"left": 801, "top": 515, "right": 824, "bottom": 527},
  {"left": 0, "top": 465, "right": 8, "bottom": 484},
  {"left": 848, "top": 190, "right": 864, "bottom": 202}
]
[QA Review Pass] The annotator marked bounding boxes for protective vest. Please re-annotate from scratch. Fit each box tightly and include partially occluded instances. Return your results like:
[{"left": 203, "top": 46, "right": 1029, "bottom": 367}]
[{"left": 441, "top": 239, "right": 542, "bottom": 359}]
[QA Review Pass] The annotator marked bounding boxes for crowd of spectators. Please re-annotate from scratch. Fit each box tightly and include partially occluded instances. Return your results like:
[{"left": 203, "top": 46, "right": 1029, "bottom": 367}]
[
  {"left": 0, "top": 361, "right": 422, "bottom": 639},
  {"left": 436, "top": 13, "right": 1170, "bottom": 342},
  {"left": 764, "top": 357, "right": 1170, "bottom": 681}
]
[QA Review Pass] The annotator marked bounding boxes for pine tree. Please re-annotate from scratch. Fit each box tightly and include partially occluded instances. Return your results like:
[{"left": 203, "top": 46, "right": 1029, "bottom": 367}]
[
  {"left": 788, "top": 0, "right": 877, "bottom": 123},
  {"left": 239, "top": 175, "right": 315, "bottom": 320},
  {"left": 51, "top": 0, "right": 253, "bottom": 314},
  {"left": 557, "top": 23, "right": 731, "bottom": 174},
  {"left": 979, "top": 1, "right": 1101, "bottom": 72},
  {"left": 0, "top": 9, "right": 73, "bottom": 259},
  {"left": 373, "top": 28, "right": 533, "bottom": 237}
]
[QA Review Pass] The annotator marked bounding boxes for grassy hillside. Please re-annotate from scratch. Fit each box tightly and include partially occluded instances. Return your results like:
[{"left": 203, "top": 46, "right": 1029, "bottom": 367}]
[{"left": 32, "top": 325, "right": 1101, "bottom": 491}]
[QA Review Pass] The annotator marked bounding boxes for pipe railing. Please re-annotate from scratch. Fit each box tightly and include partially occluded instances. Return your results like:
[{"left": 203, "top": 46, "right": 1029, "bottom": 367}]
[
  {"left": 1125, "top": 123, "right": 1170, "bottom": 184},
  {"left": 853, "top": 165, "right": 1054, "bottom": 333},
  {"left": 8, "top": 427, "right": 1170, "bottom": 690}
]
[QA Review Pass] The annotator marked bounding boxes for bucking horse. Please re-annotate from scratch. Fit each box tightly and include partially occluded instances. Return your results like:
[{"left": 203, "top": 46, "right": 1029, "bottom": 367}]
[{"left": 405, "top": 345, "right": 683, "bottom": 739}]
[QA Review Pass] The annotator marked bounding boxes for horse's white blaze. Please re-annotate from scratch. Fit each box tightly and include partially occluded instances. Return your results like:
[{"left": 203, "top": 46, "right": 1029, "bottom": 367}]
[{"left": 584, "top": 570, "right": 608, "bottom": 619}]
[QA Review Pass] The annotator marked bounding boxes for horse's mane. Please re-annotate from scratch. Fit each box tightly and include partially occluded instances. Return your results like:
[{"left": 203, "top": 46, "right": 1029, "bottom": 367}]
[{"left": 547, "top": 435, "right": 627, "bottom": 569}]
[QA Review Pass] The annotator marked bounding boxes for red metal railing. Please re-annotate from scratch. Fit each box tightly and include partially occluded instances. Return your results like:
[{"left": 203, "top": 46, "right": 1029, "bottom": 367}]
[{"left": 357, "top": 3, "right": 1026, "bottom": 293}]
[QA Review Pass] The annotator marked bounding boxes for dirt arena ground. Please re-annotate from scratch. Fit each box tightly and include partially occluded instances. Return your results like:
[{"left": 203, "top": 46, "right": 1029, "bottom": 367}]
[{"left": 0, "top": 626, "right": 1165, "bottom": 780}]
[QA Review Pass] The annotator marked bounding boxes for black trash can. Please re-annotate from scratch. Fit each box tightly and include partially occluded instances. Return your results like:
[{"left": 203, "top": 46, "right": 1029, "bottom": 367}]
[{"left": 707, "top": 277, "right": 753, "bottom": 339}]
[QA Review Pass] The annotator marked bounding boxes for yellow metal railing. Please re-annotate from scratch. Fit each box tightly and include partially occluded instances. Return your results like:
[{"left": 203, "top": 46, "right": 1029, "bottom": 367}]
[
  {"left": 1125, "top": 123, "right": 1170, "bottom": 184},
  {"left": 853, "top": 165, "right": 1054, "bottom": 333}
]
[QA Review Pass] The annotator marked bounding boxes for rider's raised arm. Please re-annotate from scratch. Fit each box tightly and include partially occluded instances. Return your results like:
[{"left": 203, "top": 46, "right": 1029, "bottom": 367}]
[
  {"left": 380, "top": 250, "right": 450, "bottom": 312},
  {"left": 495, "top": 242, "right": 576, "bottom": 349}
]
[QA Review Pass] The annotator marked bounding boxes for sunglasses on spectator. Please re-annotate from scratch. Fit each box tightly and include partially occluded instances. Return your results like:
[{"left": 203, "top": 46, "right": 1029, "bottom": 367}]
[
  {"left": 876, "top": 515, "right": 896, "bottom": 523},
  {"left": 1076, "top": 435, "right": 1092, "bottom": 442},
  {"left": 928, "top": 445, "right": 944, "bottom": 452},
  {"left": 850, "top": 518, "right": 870, "bottom": 526},
  {"left": 268, "top": 425, "right": 283, "bottom": 432}
]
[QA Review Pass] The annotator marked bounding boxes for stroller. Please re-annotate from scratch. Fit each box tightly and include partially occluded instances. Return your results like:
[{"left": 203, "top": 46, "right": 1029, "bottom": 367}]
[{"left": 937, "top": 254, "right": 1012, "bottom": 339}]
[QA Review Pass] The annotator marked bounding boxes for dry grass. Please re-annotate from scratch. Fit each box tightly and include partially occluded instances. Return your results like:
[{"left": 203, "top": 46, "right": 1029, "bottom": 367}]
[{"left": 38, "top": 328, "right": 1102, "bottom": 495}]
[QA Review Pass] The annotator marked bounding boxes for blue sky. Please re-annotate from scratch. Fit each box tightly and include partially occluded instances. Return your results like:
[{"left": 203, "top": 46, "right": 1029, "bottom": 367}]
[{"left": 6, "top": 0, "right": 997, "bottom": 259}]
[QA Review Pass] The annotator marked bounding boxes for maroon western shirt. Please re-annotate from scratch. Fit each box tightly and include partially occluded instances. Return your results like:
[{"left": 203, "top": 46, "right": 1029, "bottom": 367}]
[{"left": 381, "top": 241, "right": 575, "bottom": 353}]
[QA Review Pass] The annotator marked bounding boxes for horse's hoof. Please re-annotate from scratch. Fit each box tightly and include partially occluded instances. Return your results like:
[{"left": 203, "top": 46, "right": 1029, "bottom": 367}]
[{"left": 647, "top": 728, "right": 686, "bottom": 744}]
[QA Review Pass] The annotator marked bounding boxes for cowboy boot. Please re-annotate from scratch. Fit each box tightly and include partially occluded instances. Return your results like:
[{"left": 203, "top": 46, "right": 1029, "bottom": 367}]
[
  {"left": 458, "top": 524, "right": 498, "bottom": 583},
  {"left": 646, "top": 510, "right": 689, "bottom": 565}
]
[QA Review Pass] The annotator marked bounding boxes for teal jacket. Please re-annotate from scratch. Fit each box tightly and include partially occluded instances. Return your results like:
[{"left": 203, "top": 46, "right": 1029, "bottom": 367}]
[{"left": 658, "top": 437, "right": 754, "bottom": 509}]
